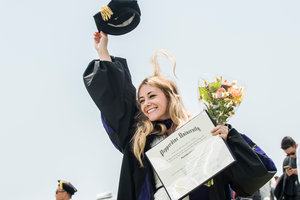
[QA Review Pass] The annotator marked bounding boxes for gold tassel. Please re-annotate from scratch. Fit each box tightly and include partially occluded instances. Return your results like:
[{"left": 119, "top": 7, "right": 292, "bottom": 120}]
[
  {"left": 204, "top": 178, "right": 214, "bottom": 187},
  {"left": 100, "top": 6, "right": 113, "bottom": 21},
  {"left": 59, "top": 180, "right": 63, "bottom": 189},
  {"left": 59, "top": 180, "right": 70, "bottom": 189}
]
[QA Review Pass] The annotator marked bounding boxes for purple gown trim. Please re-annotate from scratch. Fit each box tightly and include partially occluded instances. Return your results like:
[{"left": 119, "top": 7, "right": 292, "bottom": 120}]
[
  {"left": 241, "top": 134, "right": 277, "bottom": 171},
  {"left": 101, "top": 115, "right": 115, "bottom": 135},
  {"left": 138, "top": 173, "right": 151, "bottom": 200},
  {"left": 100, "top": 115, "right": 119, "bottom": 150}
]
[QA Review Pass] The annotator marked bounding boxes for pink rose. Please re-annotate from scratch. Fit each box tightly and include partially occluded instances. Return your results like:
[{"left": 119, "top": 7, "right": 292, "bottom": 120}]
[
  {"left": 228, "top": 87, "right": 242, "bottom": 98},
  {"left": 216, "top": 88, "right": 226, "bottom": 98},
  {"left": 222, "top": 80, "right": 232, "bottom": 87}
]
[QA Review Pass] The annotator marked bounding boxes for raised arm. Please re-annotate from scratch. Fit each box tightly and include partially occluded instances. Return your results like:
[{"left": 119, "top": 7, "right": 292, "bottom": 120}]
[
  {"left": 94, "top": 31, "right": 111, "bottom": 62},
  {"left": 83, "top": 32, "right": 137, "bottom": 153}
]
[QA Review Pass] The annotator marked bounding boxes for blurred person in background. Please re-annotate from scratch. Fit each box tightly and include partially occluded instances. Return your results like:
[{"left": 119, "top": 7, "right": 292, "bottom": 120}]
[
  {"left": 275, "top": 136, "right": 300, "bottom": 200},
  {"left": 56, "top": 180, "right": 77, "bottom": 200}
]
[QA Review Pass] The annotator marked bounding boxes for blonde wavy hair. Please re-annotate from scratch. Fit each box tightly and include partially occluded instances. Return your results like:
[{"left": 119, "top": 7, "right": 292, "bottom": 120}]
[{"left": 133, "top": 50, "right": 191, "bottom": 167}]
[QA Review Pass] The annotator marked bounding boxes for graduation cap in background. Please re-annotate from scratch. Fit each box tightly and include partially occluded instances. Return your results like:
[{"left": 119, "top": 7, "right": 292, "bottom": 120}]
[
  {"left": 93, "top": 0, "right": 141, "bottom": 35},
  {"left": 96, "top": 192, "right": 116, "bottom": 200},
  {"left": 58, "top": 180, "right": 77, "bottom": 195}
]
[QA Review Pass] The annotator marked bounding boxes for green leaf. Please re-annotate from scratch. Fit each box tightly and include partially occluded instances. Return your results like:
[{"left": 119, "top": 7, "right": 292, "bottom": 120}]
[
  {"left": 199, "top": 87, "right": 211, "bottom": 101},
  {"left": 209, "top": 82, "right": 221, "bottom": 93}
]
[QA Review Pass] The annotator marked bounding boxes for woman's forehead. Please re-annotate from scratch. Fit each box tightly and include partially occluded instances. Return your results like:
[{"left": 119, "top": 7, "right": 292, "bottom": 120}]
[{"left": 139, "top": 84, "right": 161, "bottom": 96}]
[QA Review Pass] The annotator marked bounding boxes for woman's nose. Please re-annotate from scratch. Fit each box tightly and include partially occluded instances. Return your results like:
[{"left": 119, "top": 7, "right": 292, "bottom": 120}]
[{"left": 144, "top": 99, "right": 151, "bottom": 106}]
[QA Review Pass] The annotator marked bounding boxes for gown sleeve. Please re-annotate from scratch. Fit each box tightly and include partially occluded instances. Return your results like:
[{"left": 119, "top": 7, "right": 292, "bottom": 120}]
[
  {"left": 83, "top": 56, "right": 137, "bottom": 153},
  {"left": 225, "top": 128, "right": 277, "bottom": 197}
]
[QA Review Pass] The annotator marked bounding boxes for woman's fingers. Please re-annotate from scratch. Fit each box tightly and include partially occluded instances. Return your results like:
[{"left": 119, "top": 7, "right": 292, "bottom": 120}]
[
  {"left": 211, "top": 125, "right": 225, "bottom": 134},
  {"left": 94, "top": 32, "right": 100, "bottom": 38},
  {"left": 94, "top": 32, "right": 101, "bottom": 43},
  {"left": 211, "top": 125, "right": 229, "bottom": 140},
  {"left": 211, "top": 125, "right": 220, "bottom": 134}
]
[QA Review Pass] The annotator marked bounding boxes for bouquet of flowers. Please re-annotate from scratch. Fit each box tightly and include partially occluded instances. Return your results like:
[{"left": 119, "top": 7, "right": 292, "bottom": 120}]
[{"left": 198, "top": 76, "right": 246, "bottom": 125}]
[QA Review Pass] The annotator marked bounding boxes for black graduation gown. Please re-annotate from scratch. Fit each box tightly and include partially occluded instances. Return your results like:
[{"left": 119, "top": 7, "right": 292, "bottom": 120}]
[
  {"left": 83, "top": 57, "right": 277, "bottom": 200},
  {"left": 83, "top": 57, "right": 155, "bottom": 200}
]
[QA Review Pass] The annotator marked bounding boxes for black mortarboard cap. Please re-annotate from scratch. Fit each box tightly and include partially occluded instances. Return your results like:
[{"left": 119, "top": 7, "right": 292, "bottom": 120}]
[
  {"left": 93, "top": 0, "right": 141, "bottom": 35},
  {"left": 58, "top": 180, "right": 77, "bottom": 195}
]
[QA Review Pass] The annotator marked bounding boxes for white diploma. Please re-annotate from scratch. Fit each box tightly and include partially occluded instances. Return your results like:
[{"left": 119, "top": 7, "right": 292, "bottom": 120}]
[{"left": 146, "top": 111, "right": 235, "bottom": 200}]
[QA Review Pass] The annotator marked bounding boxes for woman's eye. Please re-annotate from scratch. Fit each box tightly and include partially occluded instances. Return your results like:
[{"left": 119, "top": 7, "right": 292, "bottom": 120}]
[
  {"left": 139, "top": 99, "right": 145, "bottom": 104},
  {"left": 149, "top": 94, "right": 156, "bottom": 98}
]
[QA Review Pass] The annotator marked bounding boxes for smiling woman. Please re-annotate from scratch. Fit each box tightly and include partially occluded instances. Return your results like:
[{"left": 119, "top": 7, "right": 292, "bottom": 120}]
[
  {"left": 138, "top": 84, "right": 170, "bottom": 121},
  {"left": 83, "top": 31, "right": 277, "bottom": 200}
]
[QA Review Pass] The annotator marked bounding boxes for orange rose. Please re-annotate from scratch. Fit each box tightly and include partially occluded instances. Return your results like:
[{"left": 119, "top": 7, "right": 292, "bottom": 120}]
[
  {"left": 216, "top": 88, "right": 226, "bottom": 98},
  {"left": 228, "top": 87, "right": 242, "bottom": 98}
]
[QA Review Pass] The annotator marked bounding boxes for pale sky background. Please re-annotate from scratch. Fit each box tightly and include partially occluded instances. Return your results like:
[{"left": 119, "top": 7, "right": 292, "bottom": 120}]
[{"left": 1, "top": 0, "right": 300, "bottom": 200}]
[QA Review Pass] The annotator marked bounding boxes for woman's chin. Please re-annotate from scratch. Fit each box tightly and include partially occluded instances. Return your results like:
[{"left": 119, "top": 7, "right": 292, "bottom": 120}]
[{"left": 147, "top": 115, "right": 158, "bottom": 122}]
